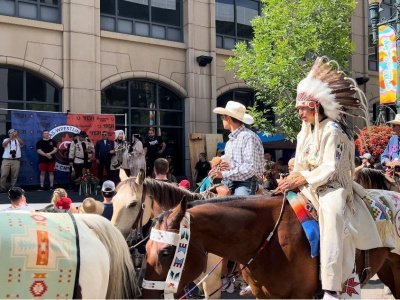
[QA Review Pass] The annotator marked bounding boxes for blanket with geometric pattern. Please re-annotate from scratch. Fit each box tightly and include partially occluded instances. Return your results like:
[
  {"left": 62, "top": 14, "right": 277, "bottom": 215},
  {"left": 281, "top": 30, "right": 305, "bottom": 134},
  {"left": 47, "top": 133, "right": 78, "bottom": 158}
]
[{"left": 0, "top": 211, "right": 78, "bottom": 299}]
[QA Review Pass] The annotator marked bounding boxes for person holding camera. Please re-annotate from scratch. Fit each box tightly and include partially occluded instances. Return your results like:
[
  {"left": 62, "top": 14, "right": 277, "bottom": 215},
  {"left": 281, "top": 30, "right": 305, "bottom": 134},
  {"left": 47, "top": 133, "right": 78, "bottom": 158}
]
[{"left": 0, "top": 129, "right": 23, "bottom": 192}]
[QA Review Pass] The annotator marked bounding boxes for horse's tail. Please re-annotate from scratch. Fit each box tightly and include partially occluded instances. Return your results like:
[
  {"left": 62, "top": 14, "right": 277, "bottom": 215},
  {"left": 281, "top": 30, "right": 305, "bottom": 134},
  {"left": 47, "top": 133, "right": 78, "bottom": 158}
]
[{"left": 75, "top": 214, "right": 139, "bottom": 299}]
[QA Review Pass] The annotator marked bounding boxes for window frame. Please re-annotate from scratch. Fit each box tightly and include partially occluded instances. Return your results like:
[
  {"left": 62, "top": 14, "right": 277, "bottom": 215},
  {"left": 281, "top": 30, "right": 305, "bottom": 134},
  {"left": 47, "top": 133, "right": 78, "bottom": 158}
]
[
  {"left": 0, "top": 66, "right": 62, "bottom": 133},
  {"left": 100, "top": 0, "right": 183, "bottom": 42},
  {"left": 216, "top": 0, "right": 260, "bottom": 50},
  {"left": 0, "top": 0, "right": 61, "bottom": 23}
]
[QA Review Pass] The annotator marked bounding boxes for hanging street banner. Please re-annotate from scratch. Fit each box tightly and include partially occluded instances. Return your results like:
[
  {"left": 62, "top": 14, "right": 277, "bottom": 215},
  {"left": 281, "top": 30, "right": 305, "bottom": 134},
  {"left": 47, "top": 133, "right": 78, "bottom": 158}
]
[
  {"left": 379, "top": 25, "right": 398, "bottom": 105},
  {"left": 11, "top": 111, "right": 115, "bottom": 186}
]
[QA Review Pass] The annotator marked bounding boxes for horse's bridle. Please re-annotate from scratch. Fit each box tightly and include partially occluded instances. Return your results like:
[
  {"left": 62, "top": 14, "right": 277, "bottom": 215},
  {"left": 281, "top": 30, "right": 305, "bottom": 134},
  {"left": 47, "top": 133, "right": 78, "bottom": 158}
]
[
  {"left": 126, "top": 186, "right": 148, "bottom": 250},
  {"left": 142, "top": 212, "right": 191, "bottom": 299}
]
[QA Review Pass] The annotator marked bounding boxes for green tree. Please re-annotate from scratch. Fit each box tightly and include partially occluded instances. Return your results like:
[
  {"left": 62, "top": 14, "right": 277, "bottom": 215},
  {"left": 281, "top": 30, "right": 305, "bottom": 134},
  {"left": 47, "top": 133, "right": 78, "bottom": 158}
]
[{"left": 226, "top": 0, "right": 356, "bottom": 140}]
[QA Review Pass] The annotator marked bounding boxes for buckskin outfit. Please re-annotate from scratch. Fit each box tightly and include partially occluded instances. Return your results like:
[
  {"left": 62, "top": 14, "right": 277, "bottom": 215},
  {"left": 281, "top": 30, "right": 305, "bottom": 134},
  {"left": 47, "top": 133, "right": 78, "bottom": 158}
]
[{"left": 291, "top": 57, "right": 384, "bottom": 294}]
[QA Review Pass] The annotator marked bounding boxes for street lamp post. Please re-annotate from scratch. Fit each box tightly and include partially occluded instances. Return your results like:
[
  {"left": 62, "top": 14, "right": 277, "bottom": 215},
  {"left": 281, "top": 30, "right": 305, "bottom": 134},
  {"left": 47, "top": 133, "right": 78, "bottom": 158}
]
[{"left": 369, "top": 0, "right": 400, "bottom": 114}]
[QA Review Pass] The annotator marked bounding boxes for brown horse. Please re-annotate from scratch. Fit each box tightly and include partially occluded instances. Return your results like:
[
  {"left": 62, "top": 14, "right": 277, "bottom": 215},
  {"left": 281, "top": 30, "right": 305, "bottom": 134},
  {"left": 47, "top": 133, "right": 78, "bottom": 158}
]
[
  {"left": 111, "top": 170, "right": 224, "bottom": 298},
  {"left": 143, "top": 195, "right": 400, "bottom": 299},
  {"left": 355, "top": 167, "right": 399, "bottom": 192}
]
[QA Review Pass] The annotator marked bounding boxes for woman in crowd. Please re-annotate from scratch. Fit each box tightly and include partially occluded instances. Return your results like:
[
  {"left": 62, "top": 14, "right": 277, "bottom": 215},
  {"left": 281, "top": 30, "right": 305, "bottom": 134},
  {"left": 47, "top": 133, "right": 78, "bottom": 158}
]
[{"left": 126, "top": 133, "right": 146, "bottom": 177}]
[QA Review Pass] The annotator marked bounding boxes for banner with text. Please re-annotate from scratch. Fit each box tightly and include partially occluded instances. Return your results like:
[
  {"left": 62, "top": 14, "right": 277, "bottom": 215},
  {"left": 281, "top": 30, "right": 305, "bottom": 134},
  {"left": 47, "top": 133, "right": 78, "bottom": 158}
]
[
  {"left": 11, "top": 111, "right": 115, "bottom": 186},
  {"left": 379, "top": 25, "right": 398, "bottom": 105}
]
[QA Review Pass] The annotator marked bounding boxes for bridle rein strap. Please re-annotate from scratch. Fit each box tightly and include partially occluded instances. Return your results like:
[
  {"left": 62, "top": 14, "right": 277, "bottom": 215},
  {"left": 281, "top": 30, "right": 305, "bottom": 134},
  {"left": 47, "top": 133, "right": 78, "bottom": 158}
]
[
  {"left": 142, "top": 212, "right": 191, "bottom": 299},
  {"left": 126, "top": 186, "right": 147, "bottom": 247}
]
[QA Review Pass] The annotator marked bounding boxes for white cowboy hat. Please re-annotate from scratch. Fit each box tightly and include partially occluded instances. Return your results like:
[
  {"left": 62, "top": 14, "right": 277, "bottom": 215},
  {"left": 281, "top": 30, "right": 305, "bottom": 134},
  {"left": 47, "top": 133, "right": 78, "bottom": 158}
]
[
  {"left": 387, "top": 114, "right": 400, "bottom": 126},
  {"left": 213, "top": 101, "right": 254, "bottom": 125}
]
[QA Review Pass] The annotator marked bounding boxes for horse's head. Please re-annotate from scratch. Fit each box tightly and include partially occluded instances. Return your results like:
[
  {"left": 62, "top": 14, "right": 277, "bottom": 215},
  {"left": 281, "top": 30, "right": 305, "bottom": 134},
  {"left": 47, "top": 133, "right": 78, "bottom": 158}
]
[
  {"left": 111, "top": 169, "right": 152, "bottom": 238},
  {"left": 142, "top": 197, "right": 207, "bottom": 298}
]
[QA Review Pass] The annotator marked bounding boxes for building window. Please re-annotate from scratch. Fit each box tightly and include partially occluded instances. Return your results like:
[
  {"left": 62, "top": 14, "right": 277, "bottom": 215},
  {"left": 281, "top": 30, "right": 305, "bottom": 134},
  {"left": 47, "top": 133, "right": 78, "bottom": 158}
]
[
  {"left": 100, "top": 0, "right": 182, "bottom": 42},
  {"left": 216, "top": 0, "right": 260, "bottom": 50},
  {"left": 368, "top": 0, "right": 394, "bottom": 71},
  {"left": 0, "top": 0, "right": 61, "bottom": 23},
  {"left": 101, "top": 80, "right": 184, "bottom": 174},
  {"left": 0, "top": 66, "right": 62, "bottom": 134}
]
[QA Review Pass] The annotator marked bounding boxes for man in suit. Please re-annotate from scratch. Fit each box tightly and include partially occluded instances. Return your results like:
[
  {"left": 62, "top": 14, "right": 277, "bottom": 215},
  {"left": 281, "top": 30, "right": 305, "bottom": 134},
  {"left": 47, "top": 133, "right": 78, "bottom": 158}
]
[{"left": 95, "top": 131, "right": 114, "bottom": 182}]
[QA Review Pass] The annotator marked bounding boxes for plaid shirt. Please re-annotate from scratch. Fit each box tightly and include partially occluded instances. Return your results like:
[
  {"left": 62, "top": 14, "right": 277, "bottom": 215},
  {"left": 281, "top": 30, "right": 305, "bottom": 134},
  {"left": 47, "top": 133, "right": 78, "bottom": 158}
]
[{"left": 222, "top": 125, "right": 264, "bottom": 181}]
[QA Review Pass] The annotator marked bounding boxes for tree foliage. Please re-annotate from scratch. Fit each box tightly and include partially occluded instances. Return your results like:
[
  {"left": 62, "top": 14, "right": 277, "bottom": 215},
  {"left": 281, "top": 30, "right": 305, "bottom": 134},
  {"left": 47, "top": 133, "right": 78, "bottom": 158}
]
[{"left": 226, "top": 0, "right": 356, "bottom": 140}]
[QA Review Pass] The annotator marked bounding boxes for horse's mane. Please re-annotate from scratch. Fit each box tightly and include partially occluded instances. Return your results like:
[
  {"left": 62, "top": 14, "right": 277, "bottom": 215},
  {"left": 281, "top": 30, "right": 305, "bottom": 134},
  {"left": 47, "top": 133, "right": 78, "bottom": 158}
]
[
  {"left": 354, "top": 168, "right": 390, "bottom": 190},
  {"left": 154, "top": 194, "right": 283, "bottom": 224},
  {"left": 141, "top": 178, "right": 205, "bottom": 208}
]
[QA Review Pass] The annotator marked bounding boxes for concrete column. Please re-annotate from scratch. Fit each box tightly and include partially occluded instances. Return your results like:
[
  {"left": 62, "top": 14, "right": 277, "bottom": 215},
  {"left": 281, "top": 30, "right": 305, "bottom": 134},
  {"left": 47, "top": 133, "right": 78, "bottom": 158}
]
[
  {"left": 62, "top": 0, "right": 101, "bottom": 113},
  {"left": 184, "top": 0, "right": 215, "bottom": 176}
]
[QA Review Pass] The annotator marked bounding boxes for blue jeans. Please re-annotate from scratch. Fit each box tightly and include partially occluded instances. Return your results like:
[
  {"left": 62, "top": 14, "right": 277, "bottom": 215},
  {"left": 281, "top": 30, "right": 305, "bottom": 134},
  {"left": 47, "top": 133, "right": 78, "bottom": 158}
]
[{"left": 224, "top": 177, "right": 259, "bottom": 196}]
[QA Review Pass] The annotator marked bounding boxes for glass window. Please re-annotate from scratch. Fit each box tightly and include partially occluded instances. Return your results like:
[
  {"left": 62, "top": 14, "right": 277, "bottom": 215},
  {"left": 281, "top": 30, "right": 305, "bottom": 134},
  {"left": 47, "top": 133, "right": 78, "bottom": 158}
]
[
  {"left": 101, "top": 80, "right": 184, "bottom": 174},
  {"left": 216, "top": 0, "right": 235, "bottom": 36},
  {"left": 102, "top": 81, "right": 129, "bottom": 107},
  {"left": 0, "top": 68, "right": 23, "bottom": 101},
  {"left": 158, "top": 85, "right": 182, "bottom": 110},
  {"left": 100, "top": 0, "right": 115, "bottom": 15},
  {"left": 216, "top": 0, "right": 260, "bottom": 50},
  {"left": 151, "top": 0, "right": 180, "bottom": 27},
  {"left": 0, "top": 0, "right": 16, "bottom": 16},
  {"left": 101, "top": 0, "right": 182, "bottom": 42},
  {"left": 118, "top": 0, "right": 149, "bottom": 20},
  {"left": 236, "top": 0, "right": 258, "bottom": 38},
  {"left": 0, "top": 0, "right": 61, "bottom": 23},
  {"left": 0, "top": 67, "right": 62, "bottom": 134},
  {"left": 130, "top": 81, "right": 156, "bottom": 108}
]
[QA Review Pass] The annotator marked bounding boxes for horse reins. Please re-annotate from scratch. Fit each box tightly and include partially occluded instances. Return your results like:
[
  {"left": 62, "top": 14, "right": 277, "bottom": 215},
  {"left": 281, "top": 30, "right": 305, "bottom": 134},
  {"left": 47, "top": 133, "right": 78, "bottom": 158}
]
[
  {"left": 181, "top": 194, "right": 288, "bottom": 299},
  {"left": 126, "top": 185, "right": 147, "bottom": 249}
]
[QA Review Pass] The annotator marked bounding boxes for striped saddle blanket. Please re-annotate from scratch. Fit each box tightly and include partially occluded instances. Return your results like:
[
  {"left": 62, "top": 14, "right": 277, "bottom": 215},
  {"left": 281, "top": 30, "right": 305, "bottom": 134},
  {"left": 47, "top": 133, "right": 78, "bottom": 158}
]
[{"left": 286, "top": 189, "right": 400, "bottom": 258}]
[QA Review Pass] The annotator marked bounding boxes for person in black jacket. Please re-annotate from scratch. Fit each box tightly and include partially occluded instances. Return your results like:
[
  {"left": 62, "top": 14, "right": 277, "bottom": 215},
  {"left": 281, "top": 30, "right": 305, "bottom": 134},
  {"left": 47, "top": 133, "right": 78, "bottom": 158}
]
[{"left": 95, "top": 131, "right": 114, "bottom": 182}]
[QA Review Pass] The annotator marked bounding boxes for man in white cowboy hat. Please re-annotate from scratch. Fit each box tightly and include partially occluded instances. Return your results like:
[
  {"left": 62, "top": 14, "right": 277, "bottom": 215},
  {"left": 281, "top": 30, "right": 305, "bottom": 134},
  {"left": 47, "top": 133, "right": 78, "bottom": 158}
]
[
  {"left": 209, "top": 100, "right": 264, "bottom": 195},
  {"left": 381, "top": 114, "right": 400, "bottom": 169}
]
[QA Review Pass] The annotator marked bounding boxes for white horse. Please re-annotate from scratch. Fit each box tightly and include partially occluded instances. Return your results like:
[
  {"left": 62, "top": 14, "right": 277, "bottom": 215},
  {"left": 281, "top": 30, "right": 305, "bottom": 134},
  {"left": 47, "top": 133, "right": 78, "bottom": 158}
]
[
  {"left": 0, "top": 211, "right": 139, "bottom": 299},
  {"left": 111, "top": 170, "right": 223, "bottom": 299}
]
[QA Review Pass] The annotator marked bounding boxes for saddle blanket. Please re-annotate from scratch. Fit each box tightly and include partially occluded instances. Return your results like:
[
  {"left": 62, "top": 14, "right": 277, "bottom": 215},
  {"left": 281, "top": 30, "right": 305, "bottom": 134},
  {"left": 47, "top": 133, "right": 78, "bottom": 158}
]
[
  {"left": 0, "top": 211, "right": 78, "bottom": 299},
  {"left": 287, "top": 189, "right": 400, "bottom": 258},
  {"left": 286, "top": 191, "right": 320, "bottom": 257},
  {"left": 364, "top": 189, "right": 400, "bottom": 255}
]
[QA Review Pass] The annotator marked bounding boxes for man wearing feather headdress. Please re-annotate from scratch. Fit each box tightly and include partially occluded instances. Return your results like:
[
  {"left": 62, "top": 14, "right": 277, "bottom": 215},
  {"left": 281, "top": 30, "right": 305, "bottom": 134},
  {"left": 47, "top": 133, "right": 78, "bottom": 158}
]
[{"left": 277, "top": 57, "right": 384, "bottom": 299}]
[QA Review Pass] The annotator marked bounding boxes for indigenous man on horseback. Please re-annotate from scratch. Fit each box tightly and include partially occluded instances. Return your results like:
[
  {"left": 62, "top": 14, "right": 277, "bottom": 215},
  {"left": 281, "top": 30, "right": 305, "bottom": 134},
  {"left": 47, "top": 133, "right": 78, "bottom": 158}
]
[
  {"left": 277, "top": 57, "right": 383, "bottom": 299},
  {"left": 209, "top": 101, "right": 264, "bottom": 196}
]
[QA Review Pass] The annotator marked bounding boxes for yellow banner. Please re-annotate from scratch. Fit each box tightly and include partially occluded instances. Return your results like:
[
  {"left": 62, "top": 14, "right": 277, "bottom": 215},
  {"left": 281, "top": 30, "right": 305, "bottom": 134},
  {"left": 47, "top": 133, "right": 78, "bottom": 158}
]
[{"left": 379, "top": 25, "right": 398, "bottom": 105}]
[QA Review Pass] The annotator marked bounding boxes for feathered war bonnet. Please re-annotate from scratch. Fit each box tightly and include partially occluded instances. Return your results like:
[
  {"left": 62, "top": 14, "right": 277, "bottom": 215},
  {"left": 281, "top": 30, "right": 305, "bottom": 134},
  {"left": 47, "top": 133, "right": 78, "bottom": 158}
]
[{"left": 296, "top": 56, "right": 369, "bottom": 138}]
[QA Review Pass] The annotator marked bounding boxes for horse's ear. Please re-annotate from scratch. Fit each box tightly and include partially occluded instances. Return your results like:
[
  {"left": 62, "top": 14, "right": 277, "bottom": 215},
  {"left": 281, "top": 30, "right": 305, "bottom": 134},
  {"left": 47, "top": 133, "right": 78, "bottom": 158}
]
[
  {"left": 119, "top": 168, "right": 129, "bottom": 181},
  {"left": 135, "top": 169, "right": 145, "bottom": 185},
  {"left": 170, "top": 196, "right": 187, "bottom": 224}
]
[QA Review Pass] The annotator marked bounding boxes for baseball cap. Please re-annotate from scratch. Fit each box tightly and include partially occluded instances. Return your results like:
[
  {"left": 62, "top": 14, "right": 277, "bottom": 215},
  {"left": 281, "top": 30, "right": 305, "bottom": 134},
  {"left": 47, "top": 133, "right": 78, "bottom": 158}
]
[
  {"left": 8, "top": 187, "right": 25, "bottom": 200},
  {"left": 8, "top": 129, "right": 16, "bottom": 135},
  {"left": 178, "top": 179, "right": 191, "bottom": 189},
  {"left": 102, "top": 180, "right": 116, "bottom": 192},
  {"left": 360, "top": 153, "right": 372, "bottom": 160}
]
